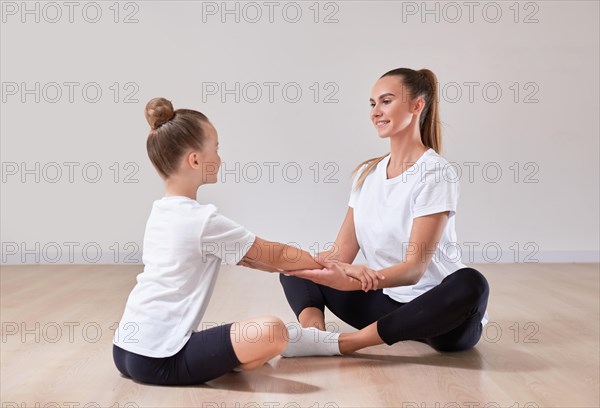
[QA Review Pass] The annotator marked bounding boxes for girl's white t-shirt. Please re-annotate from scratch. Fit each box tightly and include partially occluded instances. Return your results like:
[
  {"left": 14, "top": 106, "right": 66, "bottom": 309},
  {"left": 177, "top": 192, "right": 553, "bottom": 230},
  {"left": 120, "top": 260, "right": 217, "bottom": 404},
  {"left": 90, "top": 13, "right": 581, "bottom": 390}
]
[
  {"left": 349, "top": 149, "right": 489, "bottom": 326},
  {"left": 113, "top": 196, "right": 256, "bottom": 357}
]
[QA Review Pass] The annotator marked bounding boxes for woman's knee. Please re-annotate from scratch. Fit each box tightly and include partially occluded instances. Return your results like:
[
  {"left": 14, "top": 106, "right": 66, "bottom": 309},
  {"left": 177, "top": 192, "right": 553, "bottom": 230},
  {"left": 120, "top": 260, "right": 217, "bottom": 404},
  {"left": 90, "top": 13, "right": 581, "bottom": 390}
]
[
  {"left": 431, "top": 340, "right": 477, "bottom": 353},
  {"left": 454, "top": 268, "right": 489, "bottom": 301},
  {"left": 426, "top": 328, "right": 482, "bottom": 353}
]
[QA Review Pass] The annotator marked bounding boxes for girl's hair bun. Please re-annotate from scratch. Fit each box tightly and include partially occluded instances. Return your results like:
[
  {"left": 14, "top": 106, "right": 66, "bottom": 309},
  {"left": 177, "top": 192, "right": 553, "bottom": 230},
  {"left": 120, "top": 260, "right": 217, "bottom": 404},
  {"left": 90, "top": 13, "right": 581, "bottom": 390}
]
[{"left": 144, "top": 97, "right": 175, "bottom": 130}]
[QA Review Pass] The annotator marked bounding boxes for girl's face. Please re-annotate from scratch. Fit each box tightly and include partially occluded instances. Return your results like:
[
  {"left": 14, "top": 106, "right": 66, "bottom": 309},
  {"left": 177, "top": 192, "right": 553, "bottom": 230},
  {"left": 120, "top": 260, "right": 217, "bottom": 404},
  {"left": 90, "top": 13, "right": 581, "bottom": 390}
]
[
  {"left": 199, "top": 121, "right": 221, "bottom": 184},
  {"left": 369, "top": 76, "right": 422, "bottom": 139}
]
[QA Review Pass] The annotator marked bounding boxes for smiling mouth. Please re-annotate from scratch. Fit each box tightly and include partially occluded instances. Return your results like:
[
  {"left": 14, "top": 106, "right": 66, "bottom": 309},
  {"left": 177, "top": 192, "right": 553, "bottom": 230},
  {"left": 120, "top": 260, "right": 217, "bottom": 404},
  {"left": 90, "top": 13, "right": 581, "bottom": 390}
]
[{"left": 375, "top": 120, "right": 390, "bottom": 128}]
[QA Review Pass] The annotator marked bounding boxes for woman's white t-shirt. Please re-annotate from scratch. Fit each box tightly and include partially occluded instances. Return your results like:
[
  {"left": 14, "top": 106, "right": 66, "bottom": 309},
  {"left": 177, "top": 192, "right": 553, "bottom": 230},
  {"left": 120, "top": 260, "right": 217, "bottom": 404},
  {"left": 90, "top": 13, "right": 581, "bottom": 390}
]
[
  {"left": 113, "top": 196, "right": 256, "bottom": 358},
  {"left": 349, "top": 149, "right": 488, "bottom": 326}
]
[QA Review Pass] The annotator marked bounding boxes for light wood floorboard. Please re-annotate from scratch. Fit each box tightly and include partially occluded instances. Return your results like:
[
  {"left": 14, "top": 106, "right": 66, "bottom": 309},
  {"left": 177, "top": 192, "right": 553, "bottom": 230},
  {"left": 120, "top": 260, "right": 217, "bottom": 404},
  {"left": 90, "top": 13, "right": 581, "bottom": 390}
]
[{"left": 1, "top": 263, "right": 598, "bottom": 407}]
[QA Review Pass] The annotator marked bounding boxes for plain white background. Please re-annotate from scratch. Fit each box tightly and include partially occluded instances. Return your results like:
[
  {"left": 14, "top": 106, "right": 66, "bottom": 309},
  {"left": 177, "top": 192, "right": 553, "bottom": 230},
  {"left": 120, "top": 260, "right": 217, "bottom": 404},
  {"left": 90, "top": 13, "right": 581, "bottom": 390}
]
[{"left": 1, "top": 0, "right": 598, "bottom": 264}]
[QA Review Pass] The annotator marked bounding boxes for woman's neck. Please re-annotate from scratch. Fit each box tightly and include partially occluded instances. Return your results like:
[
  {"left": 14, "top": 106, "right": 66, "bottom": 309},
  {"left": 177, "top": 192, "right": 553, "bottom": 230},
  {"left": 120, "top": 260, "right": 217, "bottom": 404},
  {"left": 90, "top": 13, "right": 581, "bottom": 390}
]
[{"left": 387, "top": 130, "right": 428, "bottom": 173}]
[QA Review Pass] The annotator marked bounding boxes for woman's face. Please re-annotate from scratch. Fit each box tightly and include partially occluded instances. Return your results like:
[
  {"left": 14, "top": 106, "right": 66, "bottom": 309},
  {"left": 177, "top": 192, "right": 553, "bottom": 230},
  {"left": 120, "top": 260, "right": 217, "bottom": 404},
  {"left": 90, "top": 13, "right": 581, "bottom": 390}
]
[{"left": 369, "top": 76, "right": 421, "bottom": 139}]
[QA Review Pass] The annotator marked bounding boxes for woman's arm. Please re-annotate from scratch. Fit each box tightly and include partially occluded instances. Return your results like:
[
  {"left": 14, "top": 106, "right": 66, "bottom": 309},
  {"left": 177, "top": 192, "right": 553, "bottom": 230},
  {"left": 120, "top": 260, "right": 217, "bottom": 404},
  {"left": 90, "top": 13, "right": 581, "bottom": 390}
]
[
  {"left": 237, "top": 236, "right": 323, "bottom": 272},
  {"left": 339, "top": 211, "right": 450, "bottom": 289},
  {"left": 316, "top": 207, "right": 360, "bottom": 264}
]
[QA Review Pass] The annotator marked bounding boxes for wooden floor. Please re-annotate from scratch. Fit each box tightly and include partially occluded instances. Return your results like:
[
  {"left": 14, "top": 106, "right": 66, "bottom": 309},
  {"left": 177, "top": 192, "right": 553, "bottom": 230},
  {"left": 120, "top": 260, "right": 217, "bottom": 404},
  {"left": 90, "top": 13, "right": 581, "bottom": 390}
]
[{"left": 1, "top": 263, "right": 598, "bottom": 408}]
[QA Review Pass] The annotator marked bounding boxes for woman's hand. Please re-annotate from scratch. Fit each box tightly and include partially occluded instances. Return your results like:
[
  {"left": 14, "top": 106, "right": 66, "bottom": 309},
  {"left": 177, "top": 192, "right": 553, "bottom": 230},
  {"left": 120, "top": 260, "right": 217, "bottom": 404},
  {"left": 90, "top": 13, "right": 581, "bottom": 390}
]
[
  {"left": 284, "top": 267, "right": 361, "bottom": 292},
  {"left": 314, "top": 249, "right": 339, "bottom": 265},
  {"left": 325, "top": 261, "right": 385, "bottom": 292}
]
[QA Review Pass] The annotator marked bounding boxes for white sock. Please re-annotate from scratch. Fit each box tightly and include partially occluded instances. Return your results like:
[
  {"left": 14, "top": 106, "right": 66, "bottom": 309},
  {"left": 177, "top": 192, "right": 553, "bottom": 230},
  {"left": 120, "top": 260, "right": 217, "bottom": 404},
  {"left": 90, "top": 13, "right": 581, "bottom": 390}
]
[{"left": 281, "top": 325, "right": 342, "bottom": 357}]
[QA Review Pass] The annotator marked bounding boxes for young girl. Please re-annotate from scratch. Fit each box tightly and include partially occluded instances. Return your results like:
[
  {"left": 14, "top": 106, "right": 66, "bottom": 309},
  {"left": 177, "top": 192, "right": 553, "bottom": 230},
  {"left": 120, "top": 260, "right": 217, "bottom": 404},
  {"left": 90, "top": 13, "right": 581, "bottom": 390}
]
[
  {"left": 279, "top": 68, "right": 490, "bottom": 356},
  {"left": 112, "top": 97, "right": 329, "bottom": 385}
]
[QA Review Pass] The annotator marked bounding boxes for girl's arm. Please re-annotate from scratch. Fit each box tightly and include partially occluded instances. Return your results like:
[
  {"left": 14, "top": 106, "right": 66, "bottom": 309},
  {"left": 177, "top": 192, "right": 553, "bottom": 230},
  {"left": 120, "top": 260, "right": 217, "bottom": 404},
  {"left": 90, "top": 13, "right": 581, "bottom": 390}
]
[
  {"left": 238, "top": 206, "right": 360, "bottom": 273},
  {"left": 238, "top": 237, "right": 323, "bottom": 272}
]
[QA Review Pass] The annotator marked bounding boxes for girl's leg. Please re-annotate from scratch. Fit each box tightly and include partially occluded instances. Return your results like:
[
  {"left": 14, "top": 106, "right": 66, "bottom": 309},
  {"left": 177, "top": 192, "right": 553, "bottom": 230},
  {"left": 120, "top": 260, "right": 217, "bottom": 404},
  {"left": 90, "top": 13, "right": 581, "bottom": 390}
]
[
  {"left": 112, "top": 318, "right": 287, "bottom": 385},
  {"left": 113, "top": 323, "right": 241, "bottom": 385},
  {"left": 339, "top": 267, "right": 490, "bottom": 353},
  {"left": 229, "top": 316, "right": 288, "bottom": 370}
]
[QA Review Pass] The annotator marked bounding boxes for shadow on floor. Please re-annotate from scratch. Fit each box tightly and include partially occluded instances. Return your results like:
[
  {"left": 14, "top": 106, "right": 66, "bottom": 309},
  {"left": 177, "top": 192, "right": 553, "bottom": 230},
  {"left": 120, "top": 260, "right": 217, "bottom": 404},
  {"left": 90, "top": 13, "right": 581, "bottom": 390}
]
[
  {"left": 202, "top": 370, "right": 321, "bottom": 393},
  {"left": 119, "top": 341, "right": 550, "bottom": 392},
  {"left": 270, "top": 341, "right": 550, "bottom": 374},
  {"left": 349, "top": 343, "right": 550, "bottom": 373}
]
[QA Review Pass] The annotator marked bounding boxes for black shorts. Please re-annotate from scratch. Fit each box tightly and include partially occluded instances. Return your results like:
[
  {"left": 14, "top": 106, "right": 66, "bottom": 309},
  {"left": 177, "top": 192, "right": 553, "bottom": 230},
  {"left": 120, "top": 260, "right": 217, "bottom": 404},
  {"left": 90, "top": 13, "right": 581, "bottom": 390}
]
[{"left": 113, "top": 323, "right": 240, "bottom": 385}]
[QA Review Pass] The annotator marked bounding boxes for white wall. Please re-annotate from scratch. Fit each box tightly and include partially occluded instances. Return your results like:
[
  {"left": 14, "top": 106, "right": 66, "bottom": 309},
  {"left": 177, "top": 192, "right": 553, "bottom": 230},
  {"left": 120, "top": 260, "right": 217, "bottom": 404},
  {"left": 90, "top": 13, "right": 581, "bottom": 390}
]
[{"left": 1, "top": 0, "right": 598, "bottom": 264}]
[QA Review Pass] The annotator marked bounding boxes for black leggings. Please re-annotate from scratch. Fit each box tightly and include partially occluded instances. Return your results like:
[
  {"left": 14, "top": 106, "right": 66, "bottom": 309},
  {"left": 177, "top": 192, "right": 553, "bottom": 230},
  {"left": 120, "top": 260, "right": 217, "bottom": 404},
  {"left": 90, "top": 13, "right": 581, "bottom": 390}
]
[
  {"left": 112, "top": 323, "right": 240, "bottom": 385},
  {"left": 279, "top": 267, "right": 489, "bottom": 352}
]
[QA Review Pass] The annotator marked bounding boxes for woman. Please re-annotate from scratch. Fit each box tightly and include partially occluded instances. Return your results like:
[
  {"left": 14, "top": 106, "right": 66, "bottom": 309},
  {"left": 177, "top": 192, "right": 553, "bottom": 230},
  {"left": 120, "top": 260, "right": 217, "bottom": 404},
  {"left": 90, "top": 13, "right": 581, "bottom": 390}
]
[{"left": 279, "top": 68, "right": 490, "bottom": 357}]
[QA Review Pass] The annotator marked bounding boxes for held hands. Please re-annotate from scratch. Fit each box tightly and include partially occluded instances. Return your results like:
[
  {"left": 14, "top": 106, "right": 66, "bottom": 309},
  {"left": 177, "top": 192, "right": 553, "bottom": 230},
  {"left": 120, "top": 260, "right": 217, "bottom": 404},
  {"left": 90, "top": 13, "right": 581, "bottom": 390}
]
[
  {"left": 325, "top": 261, "right": 385, "bottom": 292},
  {"left": 286, "top": 253, "right": 385, "bottom": 292},
  {"left": 283, "top": 266, "right": 357, "bottom": 291}
]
